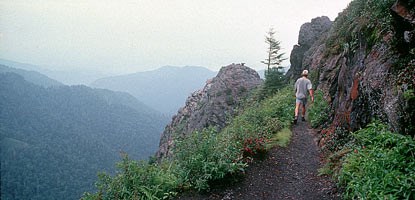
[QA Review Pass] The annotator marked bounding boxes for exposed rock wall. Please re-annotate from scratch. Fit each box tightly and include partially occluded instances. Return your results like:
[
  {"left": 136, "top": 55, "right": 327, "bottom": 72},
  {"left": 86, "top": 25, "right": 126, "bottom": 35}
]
[
  {"left": 157, "top": 64, "right": 262, "bottom": 159},
  {"left": 286, "top": 16, "right": 333, "bottom": 80},
  {"left": 288, "top": 0, "right": 415, "bottom": 139}
]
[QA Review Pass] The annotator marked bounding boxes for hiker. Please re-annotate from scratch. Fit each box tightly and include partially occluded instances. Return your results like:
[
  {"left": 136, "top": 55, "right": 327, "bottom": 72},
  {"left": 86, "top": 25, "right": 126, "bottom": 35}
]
[{"left": 293, "top": 69, "right": 314, "bottom": 124}]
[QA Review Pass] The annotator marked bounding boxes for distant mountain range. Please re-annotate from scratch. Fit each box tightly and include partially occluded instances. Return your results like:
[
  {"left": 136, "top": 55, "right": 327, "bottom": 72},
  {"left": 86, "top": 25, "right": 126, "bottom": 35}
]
[
  {"left": 0, "top": 64, "right": 63, "bottom": 87},
  {"left": 0, "top": 59, "right": 112, "bottom": 85},
  {"left": 91, "top": 66, "right": 217, "bottom": 115},
  {"left": 0, "top": 69, "right": 169, "bottom": 199},
  {"left": 0, "top": 59, "right": 220, "bottom": 115}
]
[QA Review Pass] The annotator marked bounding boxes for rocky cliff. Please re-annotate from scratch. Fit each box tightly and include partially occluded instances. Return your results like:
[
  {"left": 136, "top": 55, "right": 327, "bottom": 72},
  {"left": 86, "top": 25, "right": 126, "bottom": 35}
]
[
  {"left": 157, "top": 64, "right": 262, "bottom": 159},
  {"left": 288, "top": 0, "right": 415, "bottom": 145},
  {"left": 286, "top": 16, "right": 333, "bottom": 80}
]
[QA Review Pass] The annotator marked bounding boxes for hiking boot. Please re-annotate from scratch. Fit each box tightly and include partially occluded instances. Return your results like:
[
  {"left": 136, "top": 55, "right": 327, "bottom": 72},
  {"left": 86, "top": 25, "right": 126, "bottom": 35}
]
[
  {"left": 293, "top": 117, "right": 298, "bottom": 125},
  {"left": 302, "top": 117, "right": 306, "bottom": 121}
]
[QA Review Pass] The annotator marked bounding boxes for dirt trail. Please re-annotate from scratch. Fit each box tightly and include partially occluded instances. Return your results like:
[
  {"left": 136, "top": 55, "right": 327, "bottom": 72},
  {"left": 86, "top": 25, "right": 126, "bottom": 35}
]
[{"left": 177, "top": 120, "right": 340, "bottom": 200}]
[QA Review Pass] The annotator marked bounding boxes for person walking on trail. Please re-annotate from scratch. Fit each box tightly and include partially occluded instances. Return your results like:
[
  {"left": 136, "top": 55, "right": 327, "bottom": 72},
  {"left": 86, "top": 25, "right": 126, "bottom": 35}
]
[{"left": 293, "top": 69, "right": 314, "bottom": 125}]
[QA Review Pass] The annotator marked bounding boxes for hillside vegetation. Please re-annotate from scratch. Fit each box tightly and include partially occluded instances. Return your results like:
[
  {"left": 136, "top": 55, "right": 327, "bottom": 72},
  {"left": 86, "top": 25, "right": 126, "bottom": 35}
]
[
  {"left": 82, "top": 85, "right": 294, "bottom": 199},
  {"left": 0, "top": 73, "right": 168, "bottom": 200}
]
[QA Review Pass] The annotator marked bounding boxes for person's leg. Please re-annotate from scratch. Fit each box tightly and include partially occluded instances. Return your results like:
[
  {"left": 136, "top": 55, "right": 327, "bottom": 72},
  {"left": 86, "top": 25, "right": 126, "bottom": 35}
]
[
  {"left": 294, "top": 102, "right": 301, "bottom": 118},
  {"left": 294, "top": 99, "right": 301, "bottom": 124}
]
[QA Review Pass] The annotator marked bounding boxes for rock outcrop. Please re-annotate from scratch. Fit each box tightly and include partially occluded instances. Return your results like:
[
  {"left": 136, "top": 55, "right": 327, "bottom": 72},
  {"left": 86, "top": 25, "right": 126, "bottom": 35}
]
[
  {"left": 286, "top": 16, "right": 333, "bottom": 80},
  {"left": 287, "top": 0, "right": 415, "bottom": 143},
  {"left": 157, "top": 64, "right": 262, "bottom": 159}
]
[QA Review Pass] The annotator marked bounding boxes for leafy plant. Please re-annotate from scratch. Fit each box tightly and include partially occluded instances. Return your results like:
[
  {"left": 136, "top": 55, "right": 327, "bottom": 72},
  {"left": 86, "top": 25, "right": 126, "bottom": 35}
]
[
  {"left": 173, "top": 128, "right": 246, "bottom": 191},
  {"left": 82, "top": 154, "right": 179, "bottom": 200},
  {"left": 242, "top": 137, "right": 267, "bottom": 158},
  {"left": 338, "top": 122, "right": 415, "bottom": 200}
]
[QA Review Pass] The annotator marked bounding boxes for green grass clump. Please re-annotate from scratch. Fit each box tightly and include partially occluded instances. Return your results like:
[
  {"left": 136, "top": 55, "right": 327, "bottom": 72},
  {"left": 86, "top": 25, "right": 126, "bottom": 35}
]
[
  {"left": 266, "top": 128, "right": 292, "bottom": 148},
  {"left": 338, "top": 122, "right": 415, "bottom": 199}
]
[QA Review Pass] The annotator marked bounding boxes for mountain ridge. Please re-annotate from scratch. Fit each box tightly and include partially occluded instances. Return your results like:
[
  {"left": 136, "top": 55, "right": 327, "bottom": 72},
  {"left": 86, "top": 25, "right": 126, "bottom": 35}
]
[
  {"left": 91, "top": 65, "right": 217, "bottom": 115},
  {"left": 0, "top": 64, "right": 63, "bottom": 87}
]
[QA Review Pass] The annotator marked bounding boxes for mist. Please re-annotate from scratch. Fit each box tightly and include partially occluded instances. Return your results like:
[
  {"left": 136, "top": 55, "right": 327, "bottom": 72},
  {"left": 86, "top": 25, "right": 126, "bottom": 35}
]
[{"left": 1, "top": 0, "right": 351, "bottom": 74}]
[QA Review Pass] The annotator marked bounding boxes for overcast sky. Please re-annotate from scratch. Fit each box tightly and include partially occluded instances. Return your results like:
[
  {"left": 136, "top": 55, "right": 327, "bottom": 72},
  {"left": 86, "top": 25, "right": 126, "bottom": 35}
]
[{"left": 0, "top": 0, "right": 352, "bottom": 74}]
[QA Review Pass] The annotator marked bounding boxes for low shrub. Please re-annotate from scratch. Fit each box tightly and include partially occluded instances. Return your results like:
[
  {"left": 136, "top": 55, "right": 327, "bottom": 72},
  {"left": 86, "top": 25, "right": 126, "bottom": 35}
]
[
  {"left": 82, "top": 154, "right": 179, "bottom": 200},
  {"left": 338, "top": 122, "right": 415, "bottom": 199},
  {"left": 173, "top": 128, "right": 246, "bottom": 191}
]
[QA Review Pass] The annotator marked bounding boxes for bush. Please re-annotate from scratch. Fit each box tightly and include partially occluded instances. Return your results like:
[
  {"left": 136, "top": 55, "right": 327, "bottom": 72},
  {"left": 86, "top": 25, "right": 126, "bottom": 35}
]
[
  {"left": 82, "top": 154, "right": 179, "bottom": 200},
  {"left": 338, "top": 122, "right": 415, "bottom": 199},
  {"left": 307, "top": 90, "right": 330, "bottom": 128},
  {"left": 173, "top": 128, "right": 246, "bottom": 191}
]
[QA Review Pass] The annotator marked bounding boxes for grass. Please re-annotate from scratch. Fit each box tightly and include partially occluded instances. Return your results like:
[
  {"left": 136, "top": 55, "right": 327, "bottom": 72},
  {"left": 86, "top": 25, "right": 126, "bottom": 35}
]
[{"left": 266, "top": 127, "right": 292, "bottom": 149}]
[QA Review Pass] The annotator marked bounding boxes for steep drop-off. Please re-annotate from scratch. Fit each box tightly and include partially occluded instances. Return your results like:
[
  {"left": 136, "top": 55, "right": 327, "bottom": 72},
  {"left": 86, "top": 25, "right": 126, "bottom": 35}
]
[{"left": 0, "top": 73, "right": 167, "bottom": 200}]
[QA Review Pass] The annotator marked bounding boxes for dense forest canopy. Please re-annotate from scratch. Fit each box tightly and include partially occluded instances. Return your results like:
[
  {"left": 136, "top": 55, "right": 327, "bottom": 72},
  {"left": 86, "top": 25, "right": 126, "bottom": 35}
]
[{"left": 0, "top": 72, "right": 168, "bottom": 200}]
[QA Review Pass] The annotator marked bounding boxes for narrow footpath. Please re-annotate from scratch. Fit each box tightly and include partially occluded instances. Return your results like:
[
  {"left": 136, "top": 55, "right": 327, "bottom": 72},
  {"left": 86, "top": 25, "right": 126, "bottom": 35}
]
[{"left": 178, "top": 120, "right": 340, "bottom": 200}]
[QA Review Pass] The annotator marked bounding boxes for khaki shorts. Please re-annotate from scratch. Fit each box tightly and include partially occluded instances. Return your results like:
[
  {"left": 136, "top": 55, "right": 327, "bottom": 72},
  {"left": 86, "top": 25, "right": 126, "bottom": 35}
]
[{"left": 296, "top": 97, "right": 307, "bottom": 105}]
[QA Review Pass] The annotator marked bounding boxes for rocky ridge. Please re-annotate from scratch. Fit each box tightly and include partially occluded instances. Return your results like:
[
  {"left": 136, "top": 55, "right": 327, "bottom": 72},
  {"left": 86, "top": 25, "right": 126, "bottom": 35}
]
[{"left": 157, "top": 64, "right": 262, "bottom": 159}]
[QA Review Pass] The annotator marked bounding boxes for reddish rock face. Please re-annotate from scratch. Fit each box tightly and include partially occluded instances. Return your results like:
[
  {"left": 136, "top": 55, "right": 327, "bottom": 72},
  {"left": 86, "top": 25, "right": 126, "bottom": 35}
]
[{"left": 156, "top": 63, "right": 262, "bottom": 159}]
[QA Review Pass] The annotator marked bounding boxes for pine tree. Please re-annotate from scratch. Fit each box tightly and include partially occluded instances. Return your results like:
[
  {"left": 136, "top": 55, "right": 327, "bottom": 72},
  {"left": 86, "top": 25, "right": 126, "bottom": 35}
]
[
  {"left": 261, "top": 28, "right": 286, "bottom": 71},
  {"left": 261, "top": 28, "right": 287, "bottom": 96}
]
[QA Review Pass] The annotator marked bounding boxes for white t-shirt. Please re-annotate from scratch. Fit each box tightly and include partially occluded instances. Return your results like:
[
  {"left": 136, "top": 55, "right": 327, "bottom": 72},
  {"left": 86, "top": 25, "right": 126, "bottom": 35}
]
[{"left": 295, "top": 77, "right": 312, "bottom": 99}]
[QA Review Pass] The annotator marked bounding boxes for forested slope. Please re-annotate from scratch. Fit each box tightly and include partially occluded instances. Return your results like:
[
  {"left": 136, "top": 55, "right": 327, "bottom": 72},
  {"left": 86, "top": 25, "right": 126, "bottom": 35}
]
[{"left": 0, "top": 73, "right": 168, "bottom": 200}]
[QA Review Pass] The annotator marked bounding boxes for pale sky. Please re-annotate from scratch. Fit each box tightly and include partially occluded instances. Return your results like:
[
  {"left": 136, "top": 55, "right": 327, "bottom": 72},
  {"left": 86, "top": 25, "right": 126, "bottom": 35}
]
[{"left": 0, "top": 0, "right": 352, "bottom": 74}]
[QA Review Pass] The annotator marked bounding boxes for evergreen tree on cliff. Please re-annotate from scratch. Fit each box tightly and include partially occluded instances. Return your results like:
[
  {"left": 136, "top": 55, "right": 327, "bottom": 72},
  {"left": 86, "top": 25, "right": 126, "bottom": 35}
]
[{"left": 261, "top": 28, "right": 286, "bottom": 96}]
